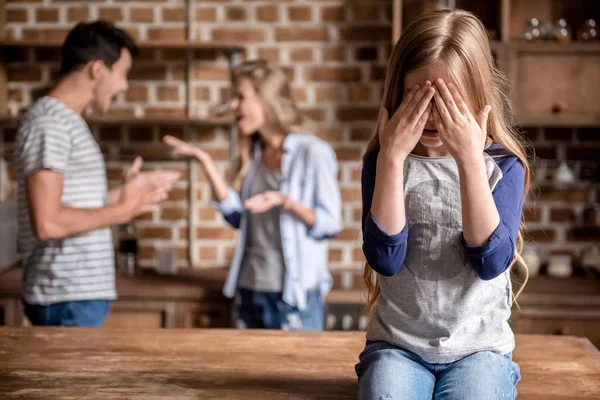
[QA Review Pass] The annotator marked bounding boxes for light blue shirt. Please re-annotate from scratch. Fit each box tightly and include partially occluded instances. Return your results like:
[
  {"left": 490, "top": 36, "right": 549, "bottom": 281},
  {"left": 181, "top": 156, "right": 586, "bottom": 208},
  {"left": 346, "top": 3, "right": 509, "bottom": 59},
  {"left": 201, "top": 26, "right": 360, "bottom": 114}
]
[{"left": 214, "top": 133, "right": 343, "bottom": 310}]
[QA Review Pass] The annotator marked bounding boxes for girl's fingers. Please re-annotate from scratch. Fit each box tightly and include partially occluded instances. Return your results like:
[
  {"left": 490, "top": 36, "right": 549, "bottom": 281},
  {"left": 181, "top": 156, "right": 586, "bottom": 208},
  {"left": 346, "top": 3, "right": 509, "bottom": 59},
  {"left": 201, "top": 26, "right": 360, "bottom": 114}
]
[
  {"left": 403, "top": 81, "right": 432, "bottom": 117},
  {"left": 396, "top": 84, "right": 421, "bottom": 116},
  {"left": 432, "top": 106, "right": 446, "bottom": 136},
  {"left": 434, "top": 79, "right": 462, "bottom": 121},
  {"left": 447, "top": 82, "right": 471, "bottom": 117},
  {"left": 377, "top": 107, "right": 390, "bottom": 137},
  {"left": 433, "top": 88, "right": 452, "bottom": 127},
  {"left": 408, "top": 86, "right": 435, "bottom": 127},
  {"left": 415, "top": 103, "right": 433, "bottom": 132}
]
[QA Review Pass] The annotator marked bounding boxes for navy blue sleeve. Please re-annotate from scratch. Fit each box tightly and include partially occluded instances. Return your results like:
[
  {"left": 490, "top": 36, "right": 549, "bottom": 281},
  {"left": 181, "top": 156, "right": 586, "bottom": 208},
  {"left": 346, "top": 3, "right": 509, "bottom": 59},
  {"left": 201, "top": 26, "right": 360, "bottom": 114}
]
[
  {"left": 224, "top": 212, "right": 242, "bottom": 229},
  {"left": 361, "top": 150, "right": 409, "bottom": 277},
  {"left": 212, "top": 187, "right": 244, "bottom": 230},
  {"left": 462, "top": 150, "right": 525, "bottom": 281}
]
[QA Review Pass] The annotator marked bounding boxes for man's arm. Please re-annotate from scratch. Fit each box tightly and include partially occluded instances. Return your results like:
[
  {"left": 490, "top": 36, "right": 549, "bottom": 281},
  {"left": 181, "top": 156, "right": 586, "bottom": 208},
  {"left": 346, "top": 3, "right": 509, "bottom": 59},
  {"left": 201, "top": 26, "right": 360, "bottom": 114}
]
[{"left": 27, "top": 168, "right": 178, "bottom": 240}]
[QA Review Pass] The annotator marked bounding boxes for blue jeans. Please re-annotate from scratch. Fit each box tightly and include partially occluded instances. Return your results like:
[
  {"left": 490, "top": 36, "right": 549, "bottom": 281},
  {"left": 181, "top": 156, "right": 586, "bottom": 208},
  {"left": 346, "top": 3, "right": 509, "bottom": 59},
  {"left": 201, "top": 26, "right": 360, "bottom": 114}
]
[
  {"left": 23, "top": 300, "right": 111, "bottom": 327},
  {"left": 236, "top": 288, "right": 324, "bottom": 331},
  {"left": 356, "top": 341, "right": 521, "bottom": 400}
]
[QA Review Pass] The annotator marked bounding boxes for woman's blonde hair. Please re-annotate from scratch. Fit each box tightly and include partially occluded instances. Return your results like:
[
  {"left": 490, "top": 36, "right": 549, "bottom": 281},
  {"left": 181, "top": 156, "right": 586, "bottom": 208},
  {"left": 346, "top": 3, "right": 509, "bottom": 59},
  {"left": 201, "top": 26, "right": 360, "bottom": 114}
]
[
  {"left": 228, "top": 60, "right": 311, "bottom": 189},
  {"left": 363, "top": 9, "right": 531, "bottom": 315}
]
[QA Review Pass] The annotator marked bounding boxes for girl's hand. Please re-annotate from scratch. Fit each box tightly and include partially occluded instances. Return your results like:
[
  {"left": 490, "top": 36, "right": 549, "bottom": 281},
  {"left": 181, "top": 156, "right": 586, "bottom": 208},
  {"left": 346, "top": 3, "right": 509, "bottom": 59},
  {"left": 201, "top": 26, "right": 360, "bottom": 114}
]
[
  {"left": 244, "top": 191, "right": 287, "bottom": 213},
  {"left": 432, "top": 78, "right": 491, "bottom": 163},
  {"left": 162, "top": 135, "right": 212, "bottom": 164},
  {"left": 378, "top": 82, "right": 435, "bottom": 163}
]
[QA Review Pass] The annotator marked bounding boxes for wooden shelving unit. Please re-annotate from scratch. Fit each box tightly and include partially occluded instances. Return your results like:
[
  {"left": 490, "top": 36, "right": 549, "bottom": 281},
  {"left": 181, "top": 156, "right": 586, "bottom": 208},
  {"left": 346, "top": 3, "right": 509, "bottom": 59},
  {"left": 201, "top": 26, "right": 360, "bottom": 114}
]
[
  {"left": 0, "top": 114, "right": 234, "bottom": 128},
  {"left": 392, "top": 0, "right": 600, "bottom": 128},
  {"left": 0, "top": 39, "right": 244, "bottom": 52},
  {"left": 324, "top": 276, "right": 600, "bottom": 343},
  {"left": 0, "top": 40, "right": 243, "bottom": 129}
]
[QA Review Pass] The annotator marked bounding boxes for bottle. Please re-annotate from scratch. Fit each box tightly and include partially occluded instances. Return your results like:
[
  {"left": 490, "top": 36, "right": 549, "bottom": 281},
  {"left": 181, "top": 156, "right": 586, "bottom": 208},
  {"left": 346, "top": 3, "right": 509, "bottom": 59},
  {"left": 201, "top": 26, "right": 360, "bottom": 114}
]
[
  {"left": 578, "top": 19, "right": 597, "bottom": 41},
  {"left": 118, "top": 222, "right": 138, "bottom": 277},
  {"left": 523, "top": 18, "right": 541, "bottom": 41},
  {"left": 552, "top": 19, "right": 572, "bottom": 42},
  {"left": 581, "top": 246, "right": 600, "bottom": 276},
  {"left": 553, "top": 161, "right": 576, "bottom": 187}
]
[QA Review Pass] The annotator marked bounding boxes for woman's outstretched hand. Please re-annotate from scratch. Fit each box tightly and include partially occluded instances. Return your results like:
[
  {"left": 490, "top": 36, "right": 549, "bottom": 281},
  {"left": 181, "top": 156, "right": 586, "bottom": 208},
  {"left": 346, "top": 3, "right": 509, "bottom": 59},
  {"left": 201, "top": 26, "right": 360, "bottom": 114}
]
[
  {"left": 163, "top": 135, "right": 211, "bottom": 164},
  {"left": 244, "top": 191, "right": 287, "bottom": 213}
]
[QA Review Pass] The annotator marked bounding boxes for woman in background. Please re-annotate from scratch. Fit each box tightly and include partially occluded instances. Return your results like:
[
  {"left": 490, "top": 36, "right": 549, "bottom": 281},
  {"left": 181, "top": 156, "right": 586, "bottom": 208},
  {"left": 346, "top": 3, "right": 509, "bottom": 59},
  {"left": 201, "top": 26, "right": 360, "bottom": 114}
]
[{"left": 164, "top": 60, "right": 342, "bottom": 331}]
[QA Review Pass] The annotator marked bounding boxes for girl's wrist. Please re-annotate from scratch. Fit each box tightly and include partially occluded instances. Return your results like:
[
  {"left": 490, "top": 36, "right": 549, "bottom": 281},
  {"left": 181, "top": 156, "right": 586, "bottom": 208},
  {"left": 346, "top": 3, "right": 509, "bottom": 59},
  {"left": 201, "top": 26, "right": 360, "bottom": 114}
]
[
  {"left": 455, "top": 151, "right": 485, "bottom": 172},
  {"left": 378, "top": 151, "right": 406, "bottom": 169}
]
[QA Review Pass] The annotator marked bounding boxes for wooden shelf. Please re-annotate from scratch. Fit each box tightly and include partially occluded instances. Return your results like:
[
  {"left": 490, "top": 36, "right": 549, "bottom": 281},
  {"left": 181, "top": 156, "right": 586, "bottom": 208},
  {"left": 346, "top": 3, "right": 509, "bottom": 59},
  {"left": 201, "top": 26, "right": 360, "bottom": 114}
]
[
  {"left": 0, "top": 114, "right": 234, "bottom": 127},
  {"left": 324, "top": 275, "right": 600, "bottom": 306},
  {"left": 517, "top": 115, "right": 600, "bottom": 127},
  {"left": 491, "top": 41, "right": 600, "bottom": 53},
  {"left": 504, "top": 41, "right": 600, "bottom": 53},
  {"left": 0, "top": 40, "right": 244, "bottom": 53}
]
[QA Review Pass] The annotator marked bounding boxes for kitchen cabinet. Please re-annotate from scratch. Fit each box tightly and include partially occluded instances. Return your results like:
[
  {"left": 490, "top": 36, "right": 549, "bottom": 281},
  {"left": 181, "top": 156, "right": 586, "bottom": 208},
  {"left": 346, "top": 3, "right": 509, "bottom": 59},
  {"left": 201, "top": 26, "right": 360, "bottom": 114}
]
[{"left": 0, "top": 266, "right": 233, "bottom": 329}]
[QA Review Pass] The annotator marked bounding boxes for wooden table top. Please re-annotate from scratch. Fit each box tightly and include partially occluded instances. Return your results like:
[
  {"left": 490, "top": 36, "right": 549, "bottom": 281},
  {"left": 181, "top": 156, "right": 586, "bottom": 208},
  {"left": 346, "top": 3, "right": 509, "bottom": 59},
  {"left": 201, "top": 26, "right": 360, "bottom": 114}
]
[{"left": 0, "top": 328, "right": 599, "bottom": 399}]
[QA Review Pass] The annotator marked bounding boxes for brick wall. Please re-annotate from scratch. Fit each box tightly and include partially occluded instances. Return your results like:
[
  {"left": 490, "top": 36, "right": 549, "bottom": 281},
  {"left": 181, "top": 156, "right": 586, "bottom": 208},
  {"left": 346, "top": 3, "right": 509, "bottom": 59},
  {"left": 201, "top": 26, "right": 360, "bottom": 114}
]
[
  {"left": 2, "top": 1, "right": 598, "bottom": 290},
  {"left": 1, "top": 0, "right": 392, "bottom": 287},
  {"left": 521, "top": 127, "right": 600, "bottom": 269}
]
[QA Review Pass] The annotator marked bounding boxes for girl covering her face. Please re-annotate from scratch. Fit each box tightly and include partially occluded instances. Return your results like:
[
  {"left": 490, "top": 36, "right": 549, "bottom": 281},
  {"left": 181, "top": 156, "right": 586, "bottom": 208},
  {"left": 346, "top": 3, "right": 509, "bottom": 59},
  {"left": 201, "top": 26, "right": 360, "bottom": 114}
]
[{"left": 356, "top": 9, "right": 530, "bottom": 400}]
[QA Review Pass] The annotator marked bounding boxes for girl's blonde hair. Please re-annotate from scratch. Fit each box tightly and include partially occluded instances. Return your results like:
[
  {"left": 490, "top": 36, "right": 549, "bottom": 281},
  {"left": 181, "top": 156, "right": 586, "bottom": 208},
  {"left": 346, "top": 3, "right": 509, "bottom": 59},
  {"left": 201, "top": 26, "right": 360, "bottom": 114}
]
[
  {"left": 228, "top": 60, "right": 312, "bottom": 189},
  {"left": 363, "top": 9, "right": 531, "bottom": 315}
]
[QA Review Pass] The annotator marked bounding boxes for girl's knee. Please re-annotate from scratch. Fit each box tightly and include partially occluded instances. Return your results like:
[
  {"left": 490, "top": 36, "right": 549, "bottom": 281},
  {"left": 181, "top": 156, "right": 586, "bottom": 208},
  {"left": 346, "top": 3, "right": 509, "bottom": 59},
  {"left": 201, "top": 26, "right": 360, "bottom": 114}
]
[{"left": 357, "top": 345, "right": 435, "bottom": 400}]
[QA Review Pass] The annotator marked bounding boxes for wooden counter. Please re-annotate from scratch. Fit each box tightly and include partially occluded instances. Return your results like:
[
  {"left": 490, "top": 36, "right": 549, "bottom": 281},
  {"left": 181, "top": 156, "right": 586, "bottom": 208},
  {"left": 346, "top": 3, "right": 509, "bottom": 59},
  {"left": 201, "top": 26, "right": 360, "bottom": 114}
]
[
  {"left": 3, "top": 265, "right": 600, "bottom": 345},
  {"left": 325, "top": 277, "right": 600, "bottom": 347},
  {"left": 0, "top": 328, "right": 599, "bottom": 399},
  {"left": 0, "top": 266, "right": 232, "bottom": 328}
]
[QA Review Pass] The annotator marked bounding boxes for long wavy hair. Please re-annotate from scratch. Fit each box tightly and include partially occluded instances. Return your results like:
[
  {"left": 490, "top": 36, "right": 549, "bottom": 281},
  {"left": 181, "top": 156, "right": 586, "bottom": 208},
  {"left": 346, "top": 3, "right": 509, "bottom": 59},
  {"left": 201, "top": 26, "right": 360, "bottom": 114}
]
[
  {"left": 228, "top": 60, "right": 312, "bottom": 189},
  {"left": 363, "top": 9, "right": 531, "bottom": 315}
]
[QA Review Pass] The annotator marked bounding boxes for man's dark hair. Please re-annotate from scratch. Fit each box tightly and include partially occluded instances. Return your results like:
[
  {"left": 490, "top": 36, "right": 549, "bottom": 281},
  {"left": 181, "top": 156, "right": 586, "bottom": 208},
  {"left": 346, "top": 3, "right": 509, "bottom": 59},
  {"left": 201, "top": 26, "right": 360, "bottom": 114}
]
[{"left": 59, "top": 20, "right": 139, "bottom": 77}]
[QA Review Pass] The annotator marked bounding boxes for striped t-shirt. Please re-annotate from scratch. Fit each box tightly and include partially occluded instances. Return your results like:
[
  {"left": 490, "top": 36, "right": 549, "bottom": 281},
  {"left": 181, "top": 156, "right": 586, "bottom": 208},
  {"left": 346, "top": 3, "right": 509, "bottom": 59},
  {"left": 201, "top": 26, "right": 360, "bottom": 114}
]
[{"left": 15, "top": 96, "right": 116, "bottom": 305}]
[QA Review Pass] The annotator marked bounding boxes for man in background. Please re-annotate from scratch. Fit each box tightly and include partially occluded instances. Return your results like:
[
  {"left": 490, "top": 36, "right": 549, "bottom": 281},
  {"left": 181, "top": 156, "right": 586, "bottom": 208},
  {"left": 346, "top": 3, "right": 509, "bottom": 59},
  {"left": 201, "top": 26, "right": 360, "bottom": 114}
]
[{"left": 14, "top": 20, "right": 179, "bottom": 326}]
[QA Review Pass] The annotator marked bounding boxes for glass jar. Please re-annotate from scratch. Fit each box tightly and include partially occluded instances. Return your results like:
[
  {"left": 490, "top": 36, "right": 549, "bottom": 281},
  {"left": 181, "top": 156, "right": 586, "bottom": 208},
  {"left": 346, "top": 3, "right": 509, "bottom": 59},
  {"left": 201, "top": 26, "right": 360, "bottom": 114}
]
[
  {"left": 547, "top": 254, "right": 572, "bottom": 278},
  {"left": 521, "top": 245, "right": 542, "bottom": 277},
  {"left": 117, "top": 222, "right": 138, "bottom": 277}
]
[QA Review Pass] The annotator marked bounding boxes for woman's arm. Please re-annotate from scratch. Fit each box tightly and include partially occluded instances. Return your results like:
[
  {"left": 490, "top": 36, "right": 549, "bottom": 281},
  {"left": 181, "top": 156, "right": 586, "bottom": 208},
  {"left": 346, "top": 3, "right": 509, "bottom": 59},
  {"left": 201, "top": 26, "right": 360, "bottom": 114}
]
[
  {"left": 305, "top": 143, "right": 342, "bottom": 239},
  {"left": 163, "top": 135, "right": 244, "bottom": 229},
  {"left": 283, "top": 196, "right": 316, "bottom": 227}
]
